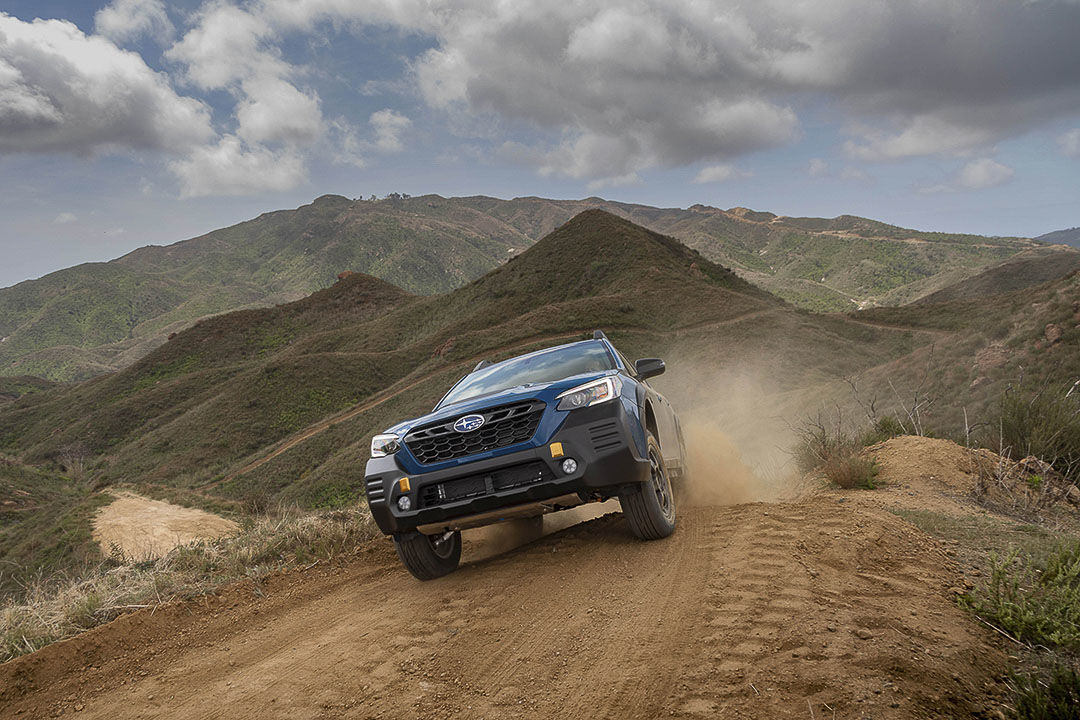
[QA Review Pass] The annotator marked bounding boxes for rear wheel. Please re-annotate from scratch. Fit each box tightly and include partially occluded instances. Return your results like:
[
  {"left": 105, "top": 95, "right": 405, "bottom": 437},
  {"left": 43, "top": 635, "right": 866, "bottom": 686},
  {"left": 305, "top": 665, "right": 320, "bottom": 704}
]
[
  {"left": 619, "top": 433, "right": 676, "bottom": 540},
  {"left": 392, "top": 530, "right": 461, "bottom": 580}
]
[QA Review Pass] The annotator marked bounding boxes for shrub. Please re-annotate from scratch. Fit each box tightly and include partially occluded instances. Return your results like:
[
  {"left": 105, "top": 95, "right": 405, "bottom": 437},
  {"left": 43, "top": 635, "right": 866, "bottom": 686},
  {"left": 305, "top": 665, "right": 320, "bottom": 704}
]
[
  {"left": 794, "top": 413, "right": 881, "bottom": 489},
  {"left": 823, "top": 454, "right": 880, "bottom": 489},
  {"left": 860, "top": 416, "right": 906, "bottom": 446},
  {"left": 794, "top": 413, "right": 858, "bottom": 473},
  {"left": 964, "top": 542, "right": 1080, "bottom": 653},
  {"left": 997, "top": 382, "right": 1080, "bottom": 483},
  {"left": 1008, "top": 662, "right": 1080, "bottom": 720}
]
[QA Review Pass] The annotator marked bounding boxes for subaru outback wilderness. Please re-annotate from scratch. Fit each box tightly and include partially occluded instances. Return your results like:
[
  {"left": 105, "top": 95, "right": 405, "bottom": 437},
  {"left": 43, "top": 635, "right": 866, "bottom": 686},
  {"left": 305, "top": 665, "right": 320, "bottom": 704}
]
[{"left": 364, "top": 331, "right": 685, "bottom": 579}]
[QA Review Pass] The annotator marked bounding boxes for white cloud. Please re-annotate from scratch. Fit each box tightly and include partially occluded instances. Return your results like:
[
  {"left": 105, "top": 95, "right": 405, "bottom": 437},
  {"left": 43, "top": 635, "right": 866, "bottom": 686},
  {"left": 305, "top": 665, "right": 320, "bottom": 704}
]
[
  {"left": 94, "top": 0, "right": 174, "bottom": 45},
  {"left": 10, "top": 0, "right": 1080, "bottom": 195},
  {"left": 53, "top": 212, "right": 76, "bottom": 224},
  {"left": 958, "top": 158, "right": 1014, "bottom": 189},
  {"left": 163, "top": 3, "right": 329, "bottom": 195},
  {"left": 401, "top": 1, "right": 1080, "bottom": 172},
  {"left": 693, "top": 164, "right": 748, "bottom": 184},
  {"left": 843, "top": 116, "right": 1000, "bottom": 161},
  {"left": 807, "top": 158, "right": 828, "bottom": 177},
  {"left": 586, "top": 172, "right": 641, "bottom": 192},
  {"left": 165, "top": 5, "right": 281, "bottom": 90},
  {"left": 369, "top": 109, "right": 411, "bottom": 153},
  {"left": 235, "top": 76, "right": 322, "bottom": 145},
  {"left": 0, "top": 13, "right": 213, "bottom": 155},
  {"left": 839, "top": 166, "right": 870, "bottom": 182},
  {"left": 1060, "top": 128, "right": 1080, "bottom": 158},
  {"left": 919, "top": 157, "right": 1015, "bottom": 193},
  {"left": 169, "top": 135, "right": 306, "bottom": 198}
]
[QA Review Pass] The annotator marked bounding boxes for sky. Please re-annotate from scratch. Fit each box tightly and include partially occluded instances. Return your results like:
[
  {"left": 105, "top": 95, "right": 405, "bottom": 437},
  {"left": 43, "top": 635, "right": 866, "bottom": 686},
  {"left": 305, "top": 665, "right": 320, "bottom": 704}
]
[{"left": 1, "top": 0, "right": 1079, "bottom": 289}]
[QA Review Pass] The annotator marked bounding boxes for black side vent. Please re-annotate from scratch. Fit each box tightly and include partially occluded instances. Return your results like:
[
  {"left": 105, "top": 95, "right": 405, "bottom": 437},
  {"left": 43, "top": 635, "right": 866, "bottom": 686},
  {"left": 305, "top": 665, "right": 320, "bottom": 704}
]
[
  {"left": 366, "top": 478, "right": 386, "bottom": 506},
  {"left": 589, "top": 420, "right": 622, "bottom": 453}
]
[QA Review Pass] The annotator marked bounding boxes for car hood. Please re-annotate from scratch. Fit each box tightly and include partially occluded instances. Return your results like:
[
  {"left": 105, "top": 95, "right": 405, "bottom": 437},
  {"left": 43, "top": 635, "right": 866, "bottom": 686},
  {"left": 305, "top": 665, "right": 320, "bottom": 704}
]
[{"left": 384, "top": 370, "right": 617, "bottom": 436}]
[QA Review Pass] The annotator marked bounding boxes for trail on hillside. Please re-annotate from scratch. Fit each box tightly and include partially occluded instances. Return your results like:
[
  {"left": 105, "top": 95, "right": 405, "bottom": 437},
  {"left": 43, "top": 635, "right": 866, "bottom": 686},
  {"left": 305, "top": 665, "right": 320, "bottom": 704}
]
[{"left": 2, "top": 488, "right": 1004, "bottom": 719}]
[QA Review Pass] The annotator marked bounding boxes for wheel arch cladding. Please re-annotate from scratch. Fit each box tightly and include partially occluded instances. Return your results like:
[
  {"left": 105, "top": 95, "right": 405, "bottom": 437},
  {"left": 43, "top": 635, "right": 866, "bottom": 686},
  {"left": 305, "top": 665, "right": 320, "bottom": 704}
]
[{"left": 644, "top": 400, "right": 660, "bottom": 447}]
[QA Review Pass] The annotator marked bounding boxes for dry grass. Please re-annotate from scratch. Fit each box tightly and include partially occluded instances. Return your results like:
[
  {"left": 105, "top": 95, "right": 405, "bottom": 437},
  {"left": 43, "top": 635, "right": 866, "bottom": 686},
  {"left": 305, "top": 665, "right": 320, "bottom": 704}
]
[
  {"left": 823, "top": 454, "right": 880, "bottom": 489},
  {"left": 794, "top": 412, "right": 884, "bottom": 489},
  {"left": 1, "top": 507, "right": 377, "bottom": 662},
  {"left": 970, "top": 449, "right": 1080, "bottom": 521}
]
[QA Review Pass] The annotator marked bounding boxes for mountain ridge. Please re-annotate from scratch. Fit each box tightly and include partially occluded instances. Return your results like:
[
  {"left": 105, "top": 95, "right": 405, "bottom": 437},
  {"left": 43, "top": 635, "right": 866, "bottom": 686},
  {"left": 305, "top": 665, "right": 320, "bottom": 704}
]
[
  {"left": 1035, "top": 226, "right": 1080, "bottom": 248},
  {"left": 1, "top": 194, "right": 1055, "bottom": 381},
  {"left": 0, "top": 210, "right": 904, "bottom": 511}
]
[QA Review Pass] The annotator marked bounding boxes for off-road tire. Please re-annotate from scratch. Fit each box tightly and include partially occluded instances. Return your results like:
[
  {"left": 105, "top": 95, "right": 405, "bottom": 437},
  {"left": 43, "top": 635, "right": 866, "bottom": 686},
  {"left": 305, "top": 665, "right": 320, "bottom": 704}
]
[
  {"left": 619, "top": 433, "right": 676, "bottom": 540},
  {"left": 393, "top": 530, "right": 462, "bottom": 580}
]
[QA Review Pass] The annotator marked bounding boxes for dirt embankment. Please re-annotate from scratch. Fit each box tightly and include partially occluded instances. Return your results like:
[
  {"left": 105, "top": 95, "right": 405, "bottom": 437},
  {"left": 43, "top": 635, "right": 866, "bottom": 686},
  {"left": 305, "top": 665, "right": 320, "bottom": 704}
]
[
  {"left": 2, "top": 444, "right": 1008, "bottom": 719},
  {"left": 92, "top": 492, "right": 238, "bottom": 560}
]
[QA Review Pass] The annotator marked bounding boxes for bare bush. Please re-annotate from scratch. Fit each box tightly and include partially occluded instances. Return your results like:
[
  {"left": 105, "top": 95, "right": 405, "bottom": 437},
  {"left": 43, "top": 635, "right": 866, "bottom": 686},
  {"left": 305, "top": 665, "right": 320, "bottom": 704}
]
[{"left": 794, "top": 411, "right": 880, "bottom": 489}]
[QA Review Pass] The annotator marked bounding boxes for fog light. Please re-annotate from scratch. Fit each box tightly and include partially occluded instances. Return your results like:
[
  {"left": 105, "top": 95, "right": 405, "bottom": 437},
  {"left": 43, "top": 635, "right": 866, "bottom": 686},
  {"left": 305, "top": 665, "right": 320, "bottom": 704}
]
[
  {"left": 561, "top": 458, "right": 578, "bottom": 474},
  {"left": 397, "top": 495, "right": 411, "bottom": 511}
]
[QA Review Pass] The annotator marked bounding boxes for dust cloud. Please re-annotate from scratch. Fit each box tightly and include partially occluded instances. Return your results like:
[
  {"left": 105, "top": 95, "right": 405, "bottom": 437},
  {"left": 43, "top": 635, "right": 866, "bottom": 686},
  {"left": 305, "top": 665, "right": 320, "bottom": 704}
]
[
  {"left": 463, "top": 359, "right": 805, "bottom": 560},
  {"left": 660, "top": 359, "right": 804, "bottom": 506}
]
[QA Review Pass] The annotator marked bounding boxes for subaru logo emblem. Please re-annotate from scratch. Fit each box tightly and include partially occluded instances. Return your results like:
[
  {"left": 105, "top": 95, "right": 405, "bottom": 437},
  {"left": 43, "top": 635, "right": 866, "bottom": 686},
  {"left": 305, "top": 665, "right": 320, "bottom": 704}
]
[{"left": 453, "top": 414, "right": 485, "bottom": 432}]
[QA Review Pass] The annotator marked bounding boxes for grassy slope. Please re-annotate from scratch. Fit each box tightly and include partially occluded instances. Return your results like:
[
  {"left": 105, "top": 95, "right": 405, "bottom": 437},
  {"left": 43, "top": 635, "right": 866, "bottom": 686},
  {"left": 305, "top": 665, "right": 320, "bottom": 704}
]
[
  {"left": 833, "top": 269, "right": 1080, "bottom": 436},
  {"left": 0, "top": 194, "right": 1050, "bottom": 381},
  {"left": 1035, "top": 227, "right": 1080, "bottom": 249},
  {"left": 0, "top": 376, "right": 57, "bottom": 404},
  {"left": 0, "top": 211, "right": 919, "bottom": 516},
  {"left": 0, "top": 459, "right": 108, "bottom": 594},
  {"left": 912, "top": 246, "right": 1080, "bottom": 305}
]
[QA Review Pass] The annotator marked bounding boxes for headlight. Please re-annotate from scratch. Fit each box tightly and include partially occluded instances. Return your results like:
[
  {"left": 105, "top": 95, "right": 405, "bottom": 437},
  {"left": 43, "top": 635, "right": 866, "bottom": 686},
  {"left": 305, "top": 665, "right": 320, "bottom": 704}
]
[
  {"left": 556, "top": 376, "right": 622, "bottom": 411},
  {"left": 370, "top": 433, "right": 401, "bottom": 458}
]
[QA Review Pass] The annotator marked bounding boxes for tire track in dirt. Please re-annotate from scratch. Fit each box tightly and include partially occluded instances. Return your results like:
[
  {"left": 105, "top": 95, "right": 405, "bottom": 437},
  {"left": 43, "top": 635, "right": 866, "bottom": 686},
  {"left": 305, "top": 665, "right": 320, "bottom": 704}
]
[{"left": 2, "top": 496, "right": 1007, "bottom": 720}]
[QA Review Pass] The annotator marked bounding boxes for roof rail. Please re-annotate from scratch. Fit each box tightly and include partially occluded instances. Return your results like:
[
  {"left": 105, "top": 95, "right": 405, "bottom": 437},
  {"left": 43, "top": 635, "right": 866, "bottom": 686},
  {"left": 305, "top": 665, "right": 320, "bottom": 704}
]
[
  {"left": 592, "top": 330, "right": 607, "bottom": 340},
  {"left": 473, "top": 360, "right": 491, "bottom": 372}
]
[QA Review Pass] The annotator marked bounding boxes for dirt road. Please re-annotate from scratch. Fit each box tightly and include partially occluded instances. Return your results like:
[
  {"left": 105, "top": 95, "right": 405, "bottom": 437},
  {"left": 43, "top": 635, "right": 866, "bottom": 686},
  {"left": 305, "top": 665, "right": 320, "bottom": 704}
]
[{"left": 2, "top": 491, "right": 1005, "bottom": 719}]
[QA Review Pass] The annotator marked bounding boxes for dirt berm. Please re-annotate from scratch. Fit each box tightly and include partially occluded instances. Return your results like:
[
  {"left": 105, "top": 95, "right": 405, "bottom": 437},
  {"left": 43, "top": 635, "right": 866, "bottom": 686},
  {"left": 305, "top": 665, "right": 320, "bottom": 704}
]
[{"left": 1, "top": 467, "right": 1007, "bottom": 720}]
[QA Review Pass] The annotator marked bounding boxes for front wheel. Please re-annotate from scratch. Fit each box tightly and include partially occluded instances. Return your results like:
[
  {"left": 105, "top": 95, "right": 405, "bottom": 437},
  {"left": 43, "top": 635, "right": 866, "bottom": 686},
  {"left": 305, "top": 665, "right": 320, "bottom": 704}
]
[
  {"left": 619, "top": 433, "right": 676, "bottom": 540},
  {"left": 392, "top": 530, "right": 461, "bottom": 580}
]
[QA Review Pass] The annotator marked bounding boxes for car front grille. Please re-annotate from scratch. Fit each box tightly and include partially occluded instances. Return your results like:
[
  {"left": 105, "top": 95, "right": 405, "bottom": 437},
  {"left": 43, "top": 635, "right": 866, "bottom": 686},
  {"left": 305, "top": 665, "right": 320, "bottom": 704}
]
[
  {"left": 419, "top": 461, "right": 554, "bottom": 508},
  {"left": 404, "top": 401, "right": 545, "bottom": 464}
]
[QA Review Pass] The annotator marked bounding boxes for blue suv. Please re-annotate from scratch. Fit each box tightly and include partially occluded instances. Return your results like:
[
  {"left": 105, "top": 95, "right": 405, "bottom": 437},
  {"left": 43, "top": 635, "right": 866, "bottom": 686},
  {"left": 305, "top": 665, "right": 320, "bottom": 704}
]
[{"left": 364, "top": 331, "right": 686, "bottom": 580}]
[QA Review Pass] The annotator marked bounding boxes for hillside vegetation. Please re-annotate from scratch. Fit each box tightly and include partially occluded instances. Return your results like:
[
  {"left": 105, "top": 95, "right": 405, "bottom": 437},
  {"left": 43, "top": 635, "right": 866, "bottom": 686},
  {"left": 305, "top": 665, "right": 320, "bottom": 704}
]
[
  {"left": 0, "top": 211, "right": 919, "bottom": 517},
  {"left": 1, "top": 194, "right": 1055, "bottom": 381},
  {"left": 1036, "top": 226, "right": 1080, "bottom": 249},
  {"left": 3, "top": 211, "right": 1079, "bottom": 717},
  {"left": 1, "top": 210, "right": 1076, "bottom": 582}
]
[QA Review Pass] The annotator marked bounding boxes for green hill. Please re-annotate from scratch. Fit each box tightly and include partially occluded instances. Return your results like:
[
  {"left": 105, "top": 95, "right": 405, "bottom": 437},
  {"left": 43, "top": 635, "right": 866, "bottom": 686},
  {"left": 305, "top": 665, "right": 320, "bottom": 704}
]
[
  {"left": 2, "top": 210, "right": 1077, "bottom": 589},
  {"left": 0, "top": 211, "right": 922, "bottom": 514},
  {"left": 912, "top": 246, "right": 1080, "bottom": 305},
  {"left": 0, "top": 194, "right": 1048, "bottom": 382},
  {"left": 1035, "top": 227, "right": 1080, "bottom": 249}
]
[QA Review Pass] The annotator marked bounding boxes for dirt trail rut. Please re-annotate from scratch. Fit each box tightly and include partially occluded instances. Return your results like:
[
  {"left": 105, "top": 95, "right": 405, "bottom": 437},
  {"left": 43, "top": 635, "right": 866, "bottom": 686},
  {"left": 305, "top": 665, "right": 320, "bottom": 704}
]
[{"left": 2, "top": 497, "right": 1005, "bottom": 719}]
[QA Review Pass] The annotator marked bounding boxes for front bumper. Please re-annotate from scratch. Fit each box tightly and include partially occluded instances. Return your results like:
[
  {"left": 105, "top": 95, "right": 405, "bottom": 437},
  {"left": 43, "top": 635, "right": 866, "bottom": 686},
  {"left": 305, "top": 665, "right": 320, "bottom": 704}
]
[{"left": 364, "top": 402, "right": 649, "bottom": 535}]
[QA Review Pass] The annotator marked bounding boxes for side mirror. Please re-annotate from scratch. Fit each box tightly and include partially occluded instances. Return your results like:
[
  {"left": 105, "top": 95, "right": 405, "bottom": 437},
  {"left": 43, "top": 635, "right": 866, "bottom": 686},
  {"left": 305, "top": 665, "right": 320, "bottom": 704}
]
[{"left": 634, "top": 358, "right": 665, "bottom": 379}]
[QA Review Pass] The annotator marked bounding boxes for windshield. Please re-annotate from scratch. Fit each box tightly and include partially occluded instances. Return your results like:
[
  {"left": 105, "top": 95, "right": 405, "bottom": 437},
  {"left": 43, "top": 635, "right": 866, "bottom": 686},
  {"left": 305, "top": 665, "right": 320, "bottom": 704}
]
[{"left": 438, "top": 342, "right": 616, "bottom": 408}]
